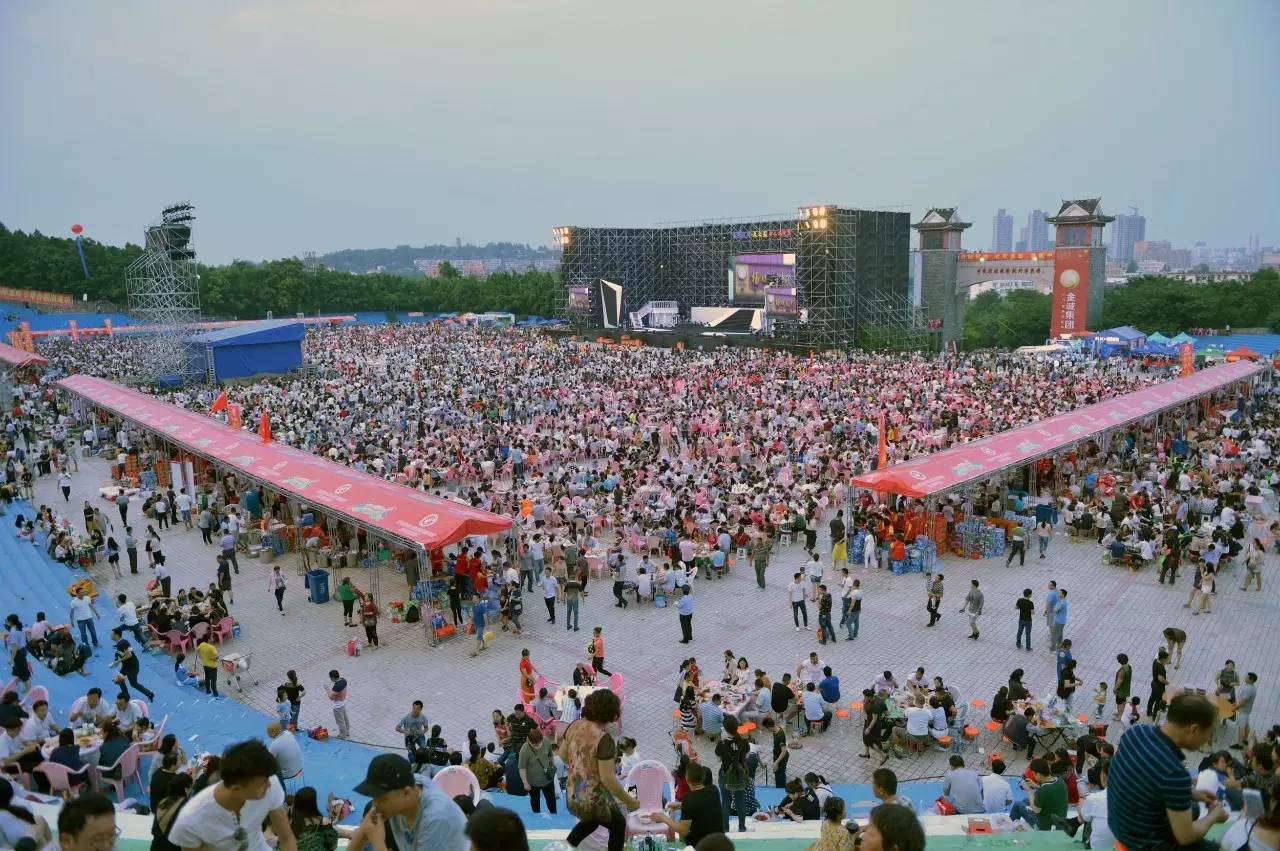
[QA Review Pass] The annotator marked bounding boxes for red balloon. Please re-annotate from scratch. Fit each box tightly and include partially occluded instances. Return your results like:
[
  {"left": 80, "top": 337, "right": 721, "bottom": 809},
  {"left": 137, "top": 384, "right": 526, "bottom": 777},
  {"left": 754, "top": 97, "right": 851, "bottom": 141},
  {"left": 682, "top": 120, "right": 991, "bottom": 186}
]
[{"left": 71, "top": 223, "right": 84, "bottom": 234}]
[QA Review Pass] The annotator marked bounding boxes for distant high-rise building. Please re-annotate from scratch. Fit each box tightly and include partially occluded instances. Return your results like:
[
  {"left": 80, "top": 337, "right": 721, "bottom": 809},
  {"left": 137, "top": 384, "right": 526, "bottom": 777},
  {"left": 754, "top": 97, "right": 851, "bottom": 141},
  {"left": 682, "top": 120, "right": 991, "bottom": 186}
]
[
  {"left": 1026, "top": 210, "right": 1050, "bottom": 251},
  {"left": 1111, "top": 208, "right": 1146, "bottom": 263},
  {"left": 992, "top": 209, "right": 1013, "bottom": 251},
  {"left": 1015, "top": 226, "right": 1028, "bottom": 252}
]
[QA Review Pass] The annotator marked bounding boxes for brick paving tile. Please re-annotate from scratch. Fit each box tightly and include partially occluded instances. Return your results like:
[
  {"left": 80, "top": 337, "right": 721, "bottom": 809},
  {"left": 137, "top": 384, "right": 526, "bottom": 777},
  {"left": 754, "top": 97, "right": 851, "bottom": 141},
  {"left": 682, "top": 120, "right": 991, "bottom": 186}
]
[{"left": 38, "top": 456, "right": 1280, "bottom": 783}]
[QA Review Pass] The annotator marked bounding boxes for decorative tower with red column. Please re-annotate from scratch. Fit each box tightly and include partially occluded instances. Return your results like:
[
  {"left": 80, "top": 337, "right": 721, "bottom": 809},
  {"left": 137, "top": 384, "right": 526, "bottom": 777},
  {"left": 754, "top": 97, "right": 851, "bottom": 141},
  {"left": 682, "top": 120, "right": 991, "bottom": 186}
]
[
  {"left": 1044, "top": 199, "right": 1113, "bottom": 337},
  {"left": 911, "top": 207, "right": 971, "bottom": 348}
]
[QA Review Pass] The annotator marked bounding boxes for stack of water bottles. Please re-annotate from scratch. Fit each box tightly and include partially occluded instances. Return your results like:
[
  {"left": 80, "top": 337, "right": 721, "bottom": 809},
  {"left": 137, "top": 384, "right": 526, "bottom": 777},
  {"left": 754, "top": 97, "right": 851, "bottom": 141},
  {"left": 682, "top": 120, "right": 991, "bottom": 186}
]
[
  {"left": 952, "top": 519, "right": 1005, "bottom": 559},
  {"left": 904, "top": 537, "right": 938, "bottom": 573}
]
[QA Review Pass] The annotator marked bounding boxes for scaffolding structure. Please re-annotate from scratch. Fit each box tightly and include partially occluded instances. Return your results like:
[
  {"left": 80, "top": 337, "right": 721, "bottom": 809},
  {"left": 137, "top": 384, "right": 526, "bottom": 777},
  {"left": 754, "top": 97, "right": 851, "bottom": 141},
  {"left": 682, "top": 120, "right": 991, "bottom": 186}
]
[
  {"left": 556, "top": 206, "right": 917, "bottom": 349},
  {"left": 125, "top": 203, "right": 203, "bottom": 380}
]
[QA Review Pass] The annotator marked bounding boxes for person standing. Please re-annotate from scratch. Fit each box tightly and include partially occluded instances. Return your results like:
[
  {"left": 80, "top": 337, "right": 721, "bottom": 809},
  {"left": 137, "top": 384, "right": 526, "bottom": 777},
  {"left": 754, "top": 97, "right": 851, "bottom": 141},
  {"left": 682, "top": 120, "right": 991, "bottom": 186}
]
[
  {"left": 787, "top": 572, "right": 808, "bottom": 631},
  {"left": 360, "top": 595, "right": 380, "bottom": 649},
  {"left": 336, "top": 577, "right": 359, "bottom": 627},
  {"left": 560, "top": 689, "right": 637, "bottom": 850},
  {"left": 1049, "top": 588, "right": 1068, "bottom": 650},
  {"left": 1232, "top": 672, "right": 1257, "bottom": 750},
  {"left": 751, "top": 533, "right": 770, "bottom": 589},
  {"left": 124, "top": 526, "right": 138, "bottom": 575},
  {"left": 959, "top": 579, "right": 984, "bottom": 640},
  {"left": 216, "top": 554, "right": 235, "bottom": 604},
  {"left": 327, "top": 670, "right": 351, "bottom": 739},
  {"left": 563, "top": 570, "right": 582, "bottom": 633},
  {"left": 1112, "top": 654, "right": 1132, "bottom": 722},
  {"left": 816, "top": 584, "right": 835, "bottom": 646},
  {"left": 1015, "top": 588, "right": 1034, "bottom": 650},
  {"left": 221, "top": 528, "right": 240, "bottom": 575},
  {"left": 714, "top": 716, "right": 752, "bottom": 834},
  {"left": 540, "top": 567, "right": 559, "bottom": 624},
  {"left": 469, "top": 594, "right": 489, "bottom": 657},
  {"left": 1005, "top": 524, "right": 1027, "bottom": 567},
  {"left": 268, "top": 565, "right": 287, "bottom": 615},
  {"left": 1036, "top": 519, "right": 1052, "bottom": 559},
  {"left": 1240, "top": 538, "right": 1264, "bottom": 592},
  {"left": 1042, "top": 580, "right": 1057, "bottom": 637},
  {"left": 829, "top": 510, "right": 846, "bottom": 566},
  {"left": 281, "top": 671, "right": 305, "bottom": 729},
  {"left": 58, "top": 470, "right": 72, "bottom": 502},
  {"left": 114, "top": 593, "right": 145, "bottom": 646},
  {"left": 69, "top": 588, "right": 100, "bottom": 650},
  {"left": 677, "top": 584, "right": 694, "bottom": 644},
  {"left": 154, "top": 556, "right": 172, "bottom": 599},
  {"left": 196, "top": 635, "right": 220, "bottom": 698},
  {"left": 396, "top": 701, "right": 429, "bottom": 756},
  {"left": 764, "top": 716, "right": 789, "bottom": 787},
  {"left": 846, "top": 579, "right": 862, "bottom": 641},
  {"left": 196, "top": 506, "right": 214, "bottom": 544},
  {"left": 518, "top": 728, "right": 558, "bottom": 817},
  {"left": 1146, "top": 649, "right": 1170, "bottom": 720},
  {"left": 926, "top": 572, "right": 944, "bottom": 627},
  {"left": 590, "top": 626, "right": 610, "bottom": 677},
  {"left": 175, "top": 488, "right": 193, "bottom": 530}
]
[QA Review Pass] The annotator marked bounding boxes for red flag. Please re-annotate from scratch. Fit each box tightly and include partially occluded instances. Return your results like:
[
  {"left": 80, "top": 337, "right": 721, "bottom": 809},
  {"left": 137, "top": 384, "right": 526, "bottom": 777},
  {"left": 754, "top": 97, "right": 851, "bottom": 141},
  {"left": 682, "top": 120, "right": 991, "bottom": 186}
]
[
  {"left": 259, "top": 410, "right": 272, "bottom": 443},
  {"left": 210, "top": 390, "right": 228, "bottom": 414},
  {"left": 227, "top": 403, "right": 242, "bottom": 429},
  {"left": 876, "top": 409, "right": 887, "bottom": 470}
]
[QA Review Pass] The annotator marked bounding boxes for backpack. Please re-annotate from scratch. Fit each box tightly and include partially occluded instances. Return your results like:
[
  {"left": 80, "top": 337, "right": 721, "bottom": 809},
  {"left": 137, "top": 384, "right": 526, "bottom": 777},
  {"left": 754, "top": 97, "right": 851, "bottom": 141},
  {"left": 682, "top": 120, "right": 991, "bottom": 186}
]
[{"left": 719, "top": 737, "right": 749, "bottom": 791}]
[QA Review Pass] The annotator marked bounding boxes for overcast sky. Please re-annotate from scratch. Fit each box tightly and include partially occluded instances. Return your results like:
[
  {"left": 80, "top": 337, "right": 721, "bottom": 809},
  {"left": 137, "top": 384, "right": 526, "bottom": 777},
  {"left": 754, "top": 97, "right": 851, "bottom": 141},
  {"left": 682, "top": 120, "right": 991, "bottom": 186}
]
[{"left": 3, "top": 1, "right": 1277, "bottom": 264}]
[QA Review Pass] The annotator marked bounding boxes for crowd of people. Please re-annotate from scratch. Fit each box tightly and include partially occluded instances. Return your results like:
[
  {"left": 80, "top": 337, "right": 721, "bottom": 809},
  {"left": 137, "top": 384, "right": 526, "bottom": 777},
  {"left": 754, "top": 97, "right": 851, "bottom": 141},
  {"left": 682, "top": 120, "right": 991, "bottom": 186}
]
[{"left": 1, "top": 324, "right": 1274, "bottom": 849}]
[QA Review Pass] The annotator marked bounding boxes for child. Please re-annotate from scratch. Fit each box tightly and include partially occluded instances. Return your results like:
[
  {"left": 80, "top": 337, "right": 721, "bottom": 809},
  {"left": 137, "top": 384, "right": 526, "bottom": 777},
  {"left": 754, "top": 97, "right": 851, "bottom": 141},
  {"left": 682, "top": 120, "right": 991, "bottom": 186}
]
[
  {"left": 1093, "top": 682, "right": 1108, "bottom": 720},
  {"left": 1121, "top": 695, "right": 1141, "bottom": 727},
  {"left": 276, "top": 687, "right": 292, "bottom": 728},
  {"left": 173, "top": 653, "right": 201, "bottom": 688},
  {"left": 552, "top": 743, "right": 567, "bottom": 791}
]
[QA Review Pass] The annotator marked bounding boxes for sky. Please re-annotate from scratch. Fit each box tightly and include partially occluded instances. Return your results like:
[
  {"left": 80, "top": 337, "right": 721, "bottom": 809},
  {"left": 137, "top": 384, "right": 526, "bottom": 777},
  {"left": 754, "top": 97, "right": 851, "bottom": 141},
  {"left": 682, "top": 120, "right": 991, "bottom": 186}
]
[{"left": 2, "top": 0, "right": 1278, "bottom": 264}]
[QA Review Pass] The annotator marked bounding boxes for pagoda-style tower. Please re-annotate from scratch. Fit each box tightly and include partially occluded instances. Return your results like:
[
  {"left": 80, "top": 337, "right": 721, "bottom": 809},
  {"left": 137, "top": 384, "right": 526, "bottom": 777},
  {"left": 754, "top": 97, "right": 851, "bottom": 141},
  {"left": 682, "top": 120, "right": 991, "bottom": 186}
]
[
  {"left": 1044, "top": 199, "right": 1113, "bottom": 336},
  {"left": 911, "top": 207, "right": 970, "bottom": 347}
]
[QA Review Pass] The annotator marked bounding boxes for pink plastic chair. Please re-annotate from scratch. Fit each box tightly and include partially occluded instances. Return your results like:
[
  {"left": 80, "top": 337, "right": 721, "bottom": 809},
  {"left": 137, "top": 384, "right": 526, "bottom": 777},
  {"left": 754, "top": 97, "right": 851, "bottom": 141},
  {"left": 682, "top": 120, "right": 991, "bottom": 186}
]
[
  {"left": 131, "top": 698, "right": 149, "bottom": 719},
  {"left": 21, "top": 685, "right": 49, "bottom": 709},
  {"left": 35, "top": 761, "right": 91, "bottom": 796},
  {"left": 163, "top": 630, "right": 192, "bottom": 653},
  {"left": 211, "top": 616, "right": 234, "bottom": 644},
  {"left": 0, "top": 677, "right": 17, "bottom": 700},
  {"left": 96, "top": 743, "right": 142, "bottom": 801},
  {"left": 608, "top": 672, "right": 624, "bottom": 694},
  {"left": 190, "top": 622, "right": 211, "bottom": 644},
  {"left": 432, "top": 765, "right": 481, "bottom": 804},
  {"left": 624, "top": 760, "right": 675, "bottom": 839}
]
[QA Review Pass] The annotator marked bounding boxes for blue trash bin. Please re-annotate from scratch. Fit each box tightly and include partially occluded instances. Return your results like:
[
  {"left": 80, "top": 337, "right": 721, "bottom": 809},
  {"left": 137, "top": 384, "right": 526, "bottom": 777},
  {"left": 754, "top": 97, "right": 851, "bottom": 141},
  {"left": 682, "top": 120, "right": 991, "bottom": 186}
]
[{"left": 307, "top": 569, "right": 330, "bottom": 604}]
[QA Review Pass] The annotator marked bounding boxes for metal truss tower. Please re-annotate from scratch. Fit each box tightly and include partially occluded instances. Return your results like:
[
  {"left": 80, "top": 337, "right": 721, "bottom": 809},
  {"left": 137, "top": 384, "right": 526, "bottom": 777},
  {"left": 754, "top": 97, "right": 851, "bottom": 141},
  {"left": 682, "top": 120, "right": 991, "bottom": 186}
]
[{"left": 125, "top": 203, "right": 203, "bottom": 380}]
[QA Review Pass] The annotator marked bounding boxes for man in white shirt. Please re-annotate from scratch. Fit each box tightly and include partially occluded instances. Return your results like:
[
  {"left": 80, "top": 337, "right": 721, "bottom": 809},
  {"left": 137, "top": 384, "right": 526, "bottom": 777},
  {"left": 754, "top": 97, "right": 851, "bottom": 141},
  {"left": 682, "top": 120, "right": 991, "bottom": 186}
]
[
  {"left": 176, "top": 489, "right": 194, "bottom": 529},
  {"left": 169, "top": 739, "right": 297, "bottom": 851},
  {"left": 267, "top": 722, "right": 304, "bottom": 780},
  {"left": 796, "top": 652, "right": 825, "bottom": 686},
  {"left": 800, "top": 683, "right": 831, "bottom": 735},
  {"left": 980, "top": 759, "right": 1014, "bottom": 813},
  {"left": 108, "top": 693, "right": 141, "bottom": 734},
  {"left": 21, "top": 699, "right": 60, "bottom": 744},
  {"left": 68, "top": 588, "right": 100, "bottom": 649},
  {"left": 539, "top": 568, "right": 559, "bottom": 624},
  {"left": 115, "top": 593, "right": 145, "bottom": 645},
  {"left": 69, "top": 688, "right": 110, "bottom": 725},
  {"left": 1079, "top": 784, "right": 1114, "bottom": 850},
  {"left": 787, "top": 572, "right": 809, "bottom": 632},
  {"left": 894, "top": 704, "right": 933, "bottom": 750}
]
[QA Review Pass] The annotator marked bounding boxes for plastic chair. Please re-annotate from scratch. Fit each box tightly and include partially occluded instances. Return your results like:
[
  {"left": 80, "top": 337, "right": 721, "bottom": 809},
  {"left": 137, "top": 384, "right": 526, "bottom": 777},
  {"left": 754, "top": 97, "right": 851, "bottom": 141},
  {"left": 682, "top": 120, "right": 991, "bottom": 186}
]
[
  {"left": 163, "top": 630, "right": 192, "bottom": 653},
  {"left": 624, "top": 760, "right": 675, "bottom": 839},
  {"left": 96, "top": 743, "right": 142, "bottom": 801},
  {"left": 432, "top": 765, "right": 481, "bottom": 804},
  {"left": 0, "top": 677, "right": 17, "bottom": 700},
  {"left": 587, "top": 555, "right": 605, "bottom": 580},
  {"left": 34, "top": 761, "right": 91, "bottom": 796},
  {"left": 21, "top": 685, "right": 49, "bottom": 709},
  {"left": 608, "top": 673, "right": 624, "bottom": 694},
  {"left": 131, "top": 698, "right": 149, "bottom": 719},
  {"left": 211, "top": 617, "right": 234, "bottom": 644},
  {"left": 190, "top": 622, "right": 211, "bottom": 644}
]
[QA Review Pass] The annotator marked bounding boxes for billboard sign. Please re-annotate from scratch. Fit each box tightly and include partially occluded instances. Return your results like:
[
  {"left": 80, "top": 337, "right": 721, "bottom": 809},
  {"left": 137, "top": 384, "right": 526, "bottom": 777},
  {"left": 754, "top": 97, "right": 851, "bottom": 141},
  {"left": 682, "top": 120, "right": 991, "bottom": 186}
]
[
  {"left": 1050, "top": 248, "right": 1090, "bottom": 336},
  {"left": 732, "top": 252, "right": 795, "bottom": 304}
]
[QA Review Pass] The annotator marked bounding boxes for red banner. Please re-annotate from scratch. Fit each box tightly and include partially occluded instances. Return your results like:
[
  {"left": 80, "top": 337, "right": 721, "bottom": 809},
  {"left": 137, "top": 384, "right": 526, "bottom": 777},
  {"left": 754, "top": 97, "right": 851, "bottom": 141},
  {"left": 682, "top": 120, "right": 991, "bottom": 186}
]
[
  {"left": 1050, "top": 248, "right": 1090, "bottom": 336},
  {"left": 1179, "top": 343, "right": 1194, "bottom": 376}
]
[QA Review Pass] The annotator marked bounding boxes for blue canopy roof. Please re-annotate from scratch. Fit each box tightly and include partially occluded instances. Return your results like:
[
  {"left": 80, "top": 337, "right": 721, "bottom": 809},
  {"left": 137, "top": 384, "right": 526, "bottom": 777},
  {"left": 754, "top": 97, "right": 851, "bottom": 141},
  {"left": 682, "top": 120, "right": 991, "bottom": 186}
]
[
  {"left": 1098, "top": 325, "right": 1146, "bottom": 342},
  {"left": 187, "top": 319, "right": 305, "bottom": 347}
]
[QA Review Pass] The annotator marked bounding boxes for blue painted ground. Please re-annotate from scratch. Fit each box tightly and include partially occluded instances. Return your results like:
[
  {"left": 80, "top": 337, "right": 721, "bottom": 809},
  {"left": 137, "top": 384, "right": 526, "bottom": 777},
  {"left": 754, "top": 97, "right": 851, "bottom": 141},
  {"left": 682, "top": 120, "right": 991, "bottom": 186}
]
[
  {"left": 1192, "top": 333, "right": 1280, "bottom": 357},
  {"left": 3, "top": 499, "right": 1018, "bottom": 829}
]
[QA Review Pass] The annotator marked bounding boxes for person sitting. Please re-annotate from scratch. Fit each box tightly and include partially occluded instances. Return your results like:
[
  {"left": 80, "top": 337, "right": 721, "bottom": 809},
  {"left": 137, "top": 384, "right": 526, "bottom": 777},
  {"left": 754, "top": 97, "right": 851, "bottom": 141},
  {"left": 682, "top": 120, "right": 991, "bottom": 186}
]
[
  {"left": 95, "top": 719, "right": 132, "bottom": 779},
  {"left": 990, "top": 686, "right": 1013, "bottom": 724},
  {"left": 1009, "top": 758, "right": 1069, "bottom": 831},
  {"left": 48, "top": 728, "right": 84, "bottom": 771},
  {"left": 777, "top": 777, "right": 821, "bottom": 821},
  {"left": 1003, "top": 707, "right": 1038, "bottom": 759},
  {"left": 173, "top": 654, "right": 202, "bottom": 688},
  {"left": 892, "top": 700, "right": 933, "bottom": 755}
]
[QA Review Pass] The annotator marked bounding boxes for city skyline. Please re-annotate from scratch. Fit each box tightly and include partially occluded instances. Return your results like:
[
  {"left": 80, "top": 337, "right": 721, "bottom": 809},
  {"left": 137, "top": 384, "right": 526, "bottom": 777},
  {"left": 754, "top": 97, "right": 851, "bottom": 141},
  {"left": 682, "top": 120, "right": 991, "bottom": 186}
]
[{"left": 2, "top": 1, "right": 1277, "bottom": 264}]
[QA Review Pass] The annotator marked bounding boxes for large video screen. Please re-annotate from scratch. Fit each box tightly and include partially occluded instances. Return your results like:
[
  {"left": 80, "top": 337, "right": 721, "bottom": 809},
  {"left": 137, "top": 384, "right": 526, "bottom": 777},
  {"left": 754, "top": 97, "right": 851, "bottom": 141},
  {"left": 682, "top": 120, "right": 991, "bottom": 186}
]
[{"left": 731, "top": 252, "right": 796, "bottom": 304}]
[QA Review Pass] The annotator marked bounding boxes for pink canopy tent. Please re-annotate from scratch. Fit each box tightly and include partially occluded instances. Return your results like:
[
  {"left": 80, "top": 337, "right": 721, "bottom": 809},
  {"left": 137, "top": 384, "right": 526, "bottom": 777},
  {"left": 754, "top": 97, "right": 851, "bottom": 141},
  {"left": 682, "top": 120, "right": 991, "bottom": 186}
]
[
  {"left": 0, "top": 341, "right": 48, "bottom": 368},
  {"left": 852, "top": 359, "right": 1266, "bottom": 499},
  {"left": 56, "top": 374, "right": 512, "bottom": 551}
]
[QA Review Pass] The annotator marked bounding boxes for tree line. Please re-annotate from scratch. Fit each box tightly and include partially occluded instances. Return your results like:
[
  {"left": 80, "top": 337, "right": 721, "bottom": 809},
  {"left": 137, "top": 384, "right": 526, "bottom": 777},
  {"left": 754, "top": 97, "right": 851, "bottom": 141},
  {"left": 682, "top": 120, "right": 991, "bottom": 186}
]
[
  {"left": 963, "top": 269, "right": 1280, "bottom": 349},
  {"left": 0, "top": 224, "right": 559, "bottom": 318}
]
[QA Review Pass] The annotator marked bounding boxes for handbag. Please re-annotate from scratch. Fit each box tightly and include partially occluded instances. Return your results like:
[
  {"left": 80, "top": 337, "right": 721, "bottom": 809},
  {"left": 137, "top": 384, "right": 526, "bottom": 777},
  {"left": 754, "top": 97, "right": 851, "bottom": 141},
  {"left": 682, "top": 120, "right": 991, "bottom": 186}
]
[{"left": 935, "top": 796, "right": 957, "bottom": 816}]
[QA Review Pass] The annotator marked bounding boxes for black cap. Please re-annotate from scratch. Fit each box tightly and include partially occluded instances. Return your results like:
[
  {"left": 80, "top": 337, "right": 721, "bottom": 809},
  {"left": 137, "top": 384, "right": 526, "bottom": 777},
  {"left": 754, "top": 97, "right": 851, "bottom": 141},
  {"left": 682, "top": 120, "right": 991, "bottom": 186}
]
[{"left": 354, "top": 754, "right": 415, "bottom": 797}]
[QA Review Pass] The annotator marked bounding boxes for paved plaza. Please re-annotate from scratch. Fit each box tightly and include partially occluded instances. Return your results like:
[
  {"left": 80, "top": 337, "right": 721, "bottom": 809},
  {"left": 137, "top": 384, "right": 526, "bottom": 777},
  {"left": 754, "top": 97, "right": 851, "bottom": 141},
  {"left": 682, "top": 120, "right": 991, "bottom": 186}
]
[{"left": 38, "top": 455, "right": 1280, "bottom": 785}]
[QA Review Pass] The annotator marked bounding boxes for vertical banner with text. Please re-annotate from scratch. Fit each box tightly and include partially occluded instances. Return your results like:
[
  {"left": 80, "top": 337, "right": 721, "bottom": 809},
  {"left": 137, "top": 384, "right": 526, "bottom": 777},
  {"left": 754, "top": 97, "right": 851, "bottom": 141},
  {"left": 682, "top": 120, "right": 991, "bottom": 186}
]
[
  {"left": 1179, "top": 343, "right": 1195, "bottom": 376},
  {"left": 1050, "top": 248, "right": 1091, "bottom": 337}
]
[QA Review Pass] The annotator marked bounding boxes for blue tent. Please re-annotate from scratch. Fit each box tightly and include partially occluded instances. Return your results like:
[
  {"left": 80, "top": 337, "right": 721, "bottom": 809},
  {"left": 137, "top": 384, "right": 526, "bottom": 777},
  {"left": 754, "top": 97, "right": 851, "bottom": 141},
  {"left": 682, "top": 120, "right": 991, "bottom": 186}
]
[{"left": 187, "top": 319, "right": 305, "bottom": 382}]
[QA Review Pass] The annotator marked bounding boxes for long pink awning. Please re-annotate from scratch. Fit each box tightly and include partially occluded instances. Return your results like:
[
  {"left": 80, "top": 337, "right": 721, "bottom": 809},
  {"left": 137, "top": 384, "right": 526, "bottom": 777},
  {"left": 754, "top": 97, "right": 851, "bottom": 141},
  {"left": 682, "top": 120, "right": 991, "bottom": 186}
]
[
  {"left": 56, "top": 374, "right": 512, "bottom": 551},
  {"left": 852, "top": 360, "right": 1266, "bottom": 499},
  {"left": 0, "top": 342, "right": 48, "bottom": 368}
]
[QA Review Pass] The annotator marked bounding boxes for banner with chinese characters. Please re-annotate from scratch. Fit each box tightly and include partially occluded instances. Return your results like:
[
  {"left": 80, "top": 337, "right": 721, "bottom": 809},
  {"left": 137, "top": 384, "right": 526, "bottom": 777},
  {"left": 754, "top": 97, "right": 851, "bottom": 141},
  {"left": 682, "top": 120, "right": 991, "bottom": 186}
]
[
  {"left": 1050, "top": 248, "right": 1090, "bottom": 336},
  {"left": 1180, "top": 343, "right": 1195, "bottom": 376},
  {"left": 765, "top": 286, "right": 799, "bottom": 316}
]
